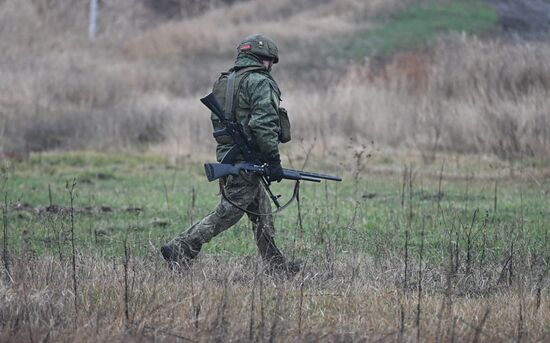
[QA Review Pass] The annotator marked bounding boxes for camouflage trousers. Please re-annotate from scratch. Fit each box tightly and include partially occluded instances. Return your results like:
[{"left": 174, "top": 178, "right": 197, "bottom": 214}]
[{"left": 167, "top": 173, "right": 286, "bottom": 265}]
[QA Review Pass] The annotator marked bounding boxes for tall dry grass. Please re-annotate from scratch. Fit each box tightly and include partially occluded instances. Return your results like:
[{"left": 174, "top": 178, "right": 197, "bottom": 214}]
[
  {"left": 284, "top": 34, "right": 550, "bottom": 164},
  {"left": 122, "top": 0, "right": 413, "bottom": 60},
  {"left": 2, "top": 252, "right": 548, "bottom": 342},
  {"left": 0, "top": 0, "right": 549, "bottom": 165}
]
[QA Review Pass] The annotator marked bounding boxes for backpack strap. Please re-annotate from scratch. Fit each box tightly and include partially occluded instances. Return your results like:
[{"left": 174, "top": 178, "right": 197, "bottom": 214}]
[
  {"left": 224, "top": 71, "right": 236, "bottom": 119},
  {"left": 224, "top": 66, "right": 266, "bottom": 120}
]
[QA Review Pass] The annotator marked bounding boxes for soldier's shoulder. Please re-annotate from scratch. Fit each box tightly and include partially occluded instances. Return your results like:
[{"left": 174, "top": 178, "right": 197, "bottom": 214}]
[
  {"left": 244, "top": 72, "right": 280, "bottom": 96},
  {"left": 243, "top": 70, "right": 271, "bottom": 85}
]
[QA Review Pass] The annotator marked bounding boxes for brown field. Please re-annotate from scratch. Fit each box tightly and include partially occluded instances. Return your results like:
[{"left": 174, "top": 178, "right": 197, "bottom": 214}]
[
  {"left": 1, "top": 0, "right": 549, "bottom": 164},
  {"left": 3, "top": 253, "right": 549, "bottom": 342}
]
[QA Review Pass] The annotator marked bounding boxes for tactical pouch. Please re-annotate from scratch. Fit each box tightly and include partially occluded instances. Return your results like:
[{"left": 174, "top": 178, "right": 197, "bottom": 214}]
[
  {"left": 278, "top": 107, "right": 291, "bottom": 143},
  {"left": 213, "top": 127, "right": 233, "bottom": 145}
]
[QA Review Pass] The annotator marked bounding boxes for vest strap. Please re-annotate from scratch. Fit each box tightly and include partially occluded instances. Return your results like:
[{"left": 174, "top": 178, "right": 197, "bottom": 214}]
[
  {"left": 224, "top": 71, "right": 236, "bottom": 120},
  {"left": 224, "top": 66, "right": 266, "bottom": 120}
]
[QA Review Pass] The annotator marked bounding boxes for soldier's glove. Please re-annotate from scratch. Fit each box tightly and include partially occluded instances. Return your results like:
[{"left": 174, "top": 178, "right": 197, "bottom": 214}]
[{"left": 266, "top": 155, "right": 284, "bottom": 183}]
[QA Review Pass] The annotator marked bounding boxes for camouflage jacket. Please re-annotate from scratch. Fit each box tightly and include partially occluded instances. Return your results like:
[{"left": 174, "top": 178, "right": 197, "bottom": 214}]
[{"left": 213, "top": 53, "right": 282, "bottom": 162}]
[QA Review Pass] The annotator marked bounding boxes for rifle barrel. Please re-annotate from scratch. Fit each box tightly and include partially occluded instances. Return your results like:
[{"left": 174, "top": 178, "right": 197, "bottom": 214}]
[
  {"left": 299, "top": 175, "right": 322, "bottom": 182},
  {"left": 284, "top": 168, "right": 342, "bottom": 182}
]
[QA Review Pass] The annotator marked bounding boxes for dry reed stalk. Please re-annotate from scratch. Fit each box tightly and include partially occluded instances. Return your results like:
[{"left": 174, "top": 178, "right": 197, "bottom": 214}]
[
  {"left": 498, "top": 246, "right": 514, "bottom": 285},
  {"left": 268, "top": 287, "right": 283, "bottom": 343},
  {"left": 454, "top": 227, "right": 460, "bottom": 274},
  {"left": 509, "top": 241, "right": 515, "bottom": 286},
  {"left": 465, "top": 209, "right": 479, "bottom": 275},
  {"left": 66, "top": 178, "right": 78, "bottom": 320},
  {"left": 186, "top": 185, "right": 198, "bottom": 227},
  {"left": 189, "top": 266, "right": 201, "bottom": 330},
  {"left": 248, "top": 261, "right": 258, "bottom": 341},
  {"left": 191, "top": 186, "right": 196, "bottom": 224},
  {"left": 516, "top": 300, "right": 524, "bottom": 343},
  {"left": 123, "top": 237, "right": 131, "bottom": 326},
  {"left": 259, "top": 273, "right": 265, "bottom": 342},
  {"left": 291, "top": 182, "right": 304, "bottom": 261},
  {"left": 435, "top": 237, "right": 454, "bottom": 343},
  {"left": 463, "top": 173, "right": 471, "bottom": 217},
  {"left": 401, "top": 165, "right": 407, "bottom": 209},
  {"left": 404, "top": 164, "right": 413, "bottom": 290},
  {"left": 48, "top": 183, "right": 52, "bottom": 208},
  {"left": 445, "top": 225, "right": 456, "bottom": 340},
  {"left": 471, "top": 308, "right": 490, "bottom": 343},
  {"left": 213, "top": 273, "right": 230, "bottom": 342},
  {"left": 535, "top": 263, "right": 544, "bottom": 312},
  {"left": 399, "top": 303, "right": 406, "bottom": 342},
  {"left": 437, "top": 163, "right": 444, "bottom": 212},
  {"left": 493, "top": 180, "right": 498, "bottom": 217},
  {"left": 479, "top": 211, "right": 488, "bottom": 268},
  {"left": 2, "top": 192, "right": 12, "bottom": 284},
  {"left": 415, "top": 216, "right": 425, "bottom": 343},
  {"left": 298, "top": 264, "right": 306, "bottom": 336}
]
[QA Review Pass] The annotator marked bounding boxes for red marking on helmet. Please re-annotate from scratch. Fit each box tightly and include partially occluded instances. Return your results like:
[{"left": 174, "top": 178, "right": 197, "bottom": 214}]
[{"left": 240, "top": 44, "right": 252, "bottom": 51}]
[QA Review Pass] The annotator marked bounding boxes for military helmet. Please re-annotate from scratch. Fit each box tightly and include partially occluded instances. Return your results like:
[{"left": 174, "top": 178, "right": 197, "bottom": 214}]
[{"left": 237, "top": 34, "right": 279, "bottom": 64}]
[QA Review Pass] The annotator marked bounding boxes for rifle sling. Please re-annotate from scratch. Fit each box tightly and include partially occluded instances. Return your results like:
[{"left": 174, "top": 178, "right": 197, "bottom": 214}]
[{"left": 219, "top": 178, "right": 300, "bottom": 216}]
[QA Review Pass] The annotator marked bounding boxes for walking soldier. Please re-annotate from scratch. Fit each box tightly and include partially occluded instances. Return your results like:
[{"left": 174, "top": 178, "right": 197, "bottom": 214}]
[{"left": 161, "top": 34, "right": 298, "bottom": 274}]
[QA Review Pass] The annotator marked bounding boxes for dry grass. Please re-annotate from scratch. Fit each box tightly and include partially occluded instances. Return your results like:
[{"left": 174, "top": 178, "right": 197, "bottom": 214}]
[
  {"left": 0, "top": 0, "right": 549, "bottom": 165},
  {"left": 122, "top": 0, "right": 414, "bottom": 60},
  {"left": 1, "top": 252, "right": 548, "bottom": 342},
  {"left": 282, "top": 34, "right": 550, "bottom": 163}
]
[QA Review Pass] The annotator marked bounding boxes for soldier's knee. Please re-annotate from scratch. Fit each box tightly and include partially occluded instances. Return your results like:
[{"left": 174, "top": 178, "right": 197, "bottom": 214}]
[{"left": 216, "top": 200, "right": 246, "bottom": 220}]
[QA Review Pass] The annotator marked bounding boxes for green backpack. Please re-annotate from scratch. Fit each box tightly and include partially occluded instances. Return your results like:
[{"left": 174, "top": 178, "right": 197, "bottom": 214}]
[{"left": 210, "top": 67, "right": 291, "bottom": 146}]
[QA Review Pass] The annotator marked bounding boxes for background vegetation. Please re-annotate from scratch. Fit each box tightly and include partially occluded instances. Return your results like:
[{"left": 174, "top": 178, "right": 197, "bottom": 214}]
[{"left": 0, "top": 0, "right": 548, "bottom": 166}]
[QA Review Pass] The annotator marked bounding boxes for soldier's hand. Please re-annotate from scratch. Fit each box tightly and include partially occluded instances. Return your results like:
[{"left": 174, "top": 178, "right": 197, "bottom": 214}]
[{"left": 266, "top": 155, "right": 284, "bottom": 183}]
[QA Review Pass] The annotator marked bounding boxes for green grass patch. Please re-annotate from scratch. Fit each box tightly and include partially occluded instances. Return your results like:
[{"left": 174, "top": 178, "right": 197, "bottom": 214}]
[
  {"left": 342, "top": 0, "right": 498, "bottom": 59},
  {"left": 2, "top": 152, "right": 549, "bottom": 269}
]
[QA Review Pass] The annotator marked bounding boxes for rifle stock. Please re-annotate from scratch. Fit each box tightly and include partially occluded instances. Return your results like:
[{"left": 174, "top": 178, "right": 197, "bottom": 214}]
[{"left": 200, "top": 93, "right": 226, "bottom": 121}]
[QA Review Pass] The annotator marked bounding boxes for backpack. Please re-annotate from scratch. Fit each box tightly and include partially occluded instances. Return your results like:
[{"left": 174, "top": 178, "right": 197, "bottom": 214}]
[{"left": 210, "top": 66, "right": 291, "bottom": 145}]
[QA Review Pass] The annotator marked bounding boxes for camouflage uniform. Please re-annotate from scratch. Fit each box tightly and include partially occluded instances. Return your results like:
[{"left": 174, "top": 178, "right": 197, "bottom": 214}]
[
  {"left": 213, "top": 53, "right": 283, "bottom": 162},
  {"left": 162, "top": 34, "right": 294, "bottom": 272},
  {"left": 167, "top": 173, "right": 285, "bottom": 265}
]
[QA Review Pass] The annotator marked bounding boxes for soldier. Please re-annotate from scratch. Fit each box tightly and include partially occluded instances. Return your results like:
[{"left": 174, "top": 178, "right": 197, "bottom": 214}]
[{"left": 161, "top": 34, "right": 298, "bottom": 274}]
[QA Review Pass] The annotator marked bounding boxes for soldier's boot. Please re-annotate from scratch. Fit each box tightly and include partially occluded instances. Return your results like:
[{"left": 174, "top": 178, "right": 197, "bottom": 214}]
[
  {"left": 256, "top": 233, "right": 300, "bottom": 276},
  {"left": 160, "top": 245, "right": 178, "bottom": 271},
  {"left": 160, "top": 241, "right": 200, "bottom": 272}
]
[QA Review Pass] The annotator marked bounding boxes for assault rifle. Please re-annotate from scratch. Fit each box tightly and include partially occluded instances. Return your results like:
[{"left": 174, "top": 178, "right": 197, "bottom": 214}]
[
  {"left": 200, "top": 93, "right": 341, "bottom": 209},
  {"left": 204, "top": 162, "right": 341, "bottom": 183}
]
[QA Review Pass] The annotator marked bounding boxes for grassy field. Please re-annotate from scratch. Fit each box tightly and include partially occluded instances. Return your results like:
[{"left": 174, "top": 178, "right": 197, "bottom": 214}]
[
  {"left": 3, "top": 152, "right": 549, "bottom": 259},
  {"left": 343, "top": 0, "right": 498, "bottom": 58},
  {"left": 1, "top": 152, "right": 549, "bottom": 341}
]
